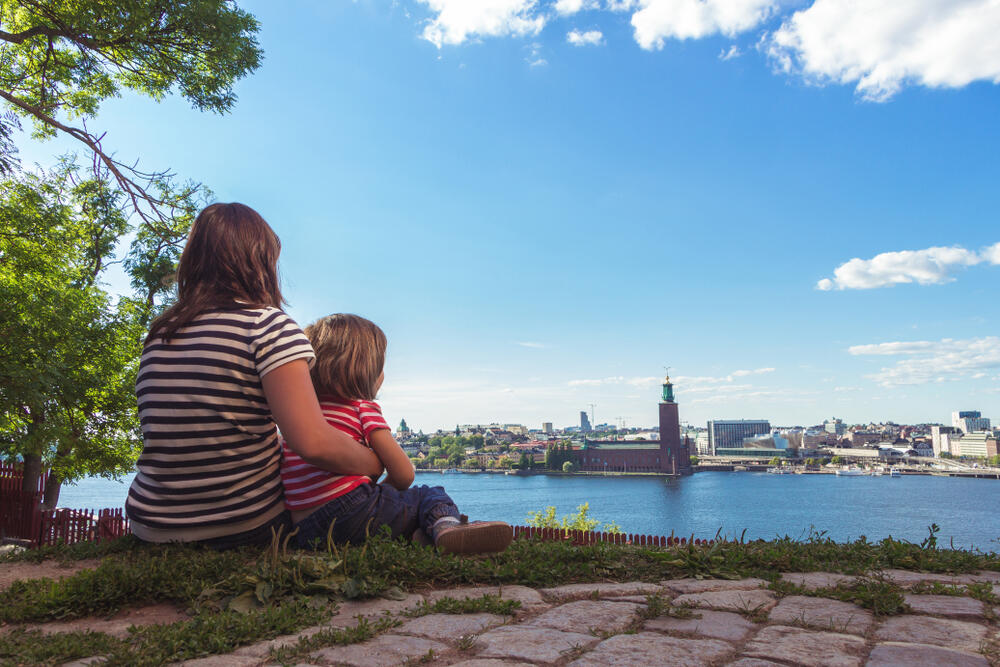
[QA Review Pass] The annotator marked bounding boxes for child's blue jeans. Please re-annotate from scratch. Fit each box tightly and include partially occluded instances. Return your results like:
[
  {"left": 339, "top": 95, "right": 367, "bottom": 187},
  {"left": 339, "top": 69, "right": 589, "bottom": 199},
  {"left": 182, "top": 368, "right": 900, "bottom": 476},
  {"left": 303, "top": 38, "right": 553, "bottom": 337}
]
[{"left": 293, "top": 482, "right": 461, "bottom": 549}]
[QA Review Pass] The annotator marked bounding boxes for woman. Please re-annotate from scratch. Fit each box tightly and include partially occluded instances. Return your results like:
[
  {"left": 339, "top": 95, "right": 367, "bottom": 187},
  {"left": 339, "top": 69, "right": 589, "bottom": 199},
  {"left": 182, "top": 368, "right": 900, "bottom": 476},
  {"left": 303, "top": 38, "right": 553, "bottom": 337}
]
[{"left": 125, "top": 203, "right": 383, "bottom": 548}]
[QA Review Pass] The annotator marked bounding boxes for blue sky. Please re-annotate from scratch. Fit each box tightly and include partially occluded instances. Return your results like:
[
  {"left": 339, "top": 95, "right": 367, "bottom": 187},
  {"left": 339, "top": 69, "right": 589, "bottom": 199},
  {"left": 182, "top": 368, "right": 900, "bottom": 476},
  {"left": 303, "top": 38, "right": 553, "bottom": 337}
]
[{"left": 17, "top": 0, "right": 1000, "bottom": 432}]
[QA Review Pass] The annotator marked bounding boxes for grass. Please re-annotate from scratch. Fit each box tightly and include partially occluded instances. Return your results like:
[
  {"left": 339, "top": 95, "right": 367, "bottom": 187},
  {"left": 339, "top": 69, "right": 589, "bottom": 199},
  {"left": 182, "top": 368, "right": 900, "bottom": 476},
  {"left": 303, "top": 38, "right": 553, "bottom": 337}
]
[
  {"left": 3, "top": 524, "right": 998, "bottom": 664},
  {"left": 268, "top": 614, "right": 401, "bottom": 666},
  {"left": 404, "top": 593, "right": 521, "bottom": 617}
]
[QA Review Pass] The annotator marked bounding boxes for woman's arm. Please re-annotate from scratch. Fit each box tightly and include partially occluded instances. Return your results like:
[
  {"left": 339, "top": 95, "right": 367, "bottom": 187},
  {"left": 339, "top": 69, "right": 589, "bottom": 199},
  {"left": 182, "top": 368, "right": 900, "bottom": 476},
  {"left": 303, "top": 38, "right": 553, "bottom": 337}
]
[
  {"left": 261, "top": 359, "right": 384, "bottom": 478},
  {"left": 367, "top": 429, "right": 415, "bottom": 491}
]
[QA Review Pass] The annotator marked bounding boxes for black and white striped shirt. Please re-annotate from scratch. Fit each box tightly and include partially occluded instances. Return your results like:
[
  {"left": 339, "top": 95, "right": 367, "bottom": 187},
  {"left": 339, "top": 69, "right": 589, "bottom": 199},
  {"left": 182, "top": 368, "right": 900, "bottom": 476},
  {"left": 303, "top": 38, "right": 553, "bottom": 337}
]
[{"left": 126, "top": 307, "right": 314, "bottom": 543}]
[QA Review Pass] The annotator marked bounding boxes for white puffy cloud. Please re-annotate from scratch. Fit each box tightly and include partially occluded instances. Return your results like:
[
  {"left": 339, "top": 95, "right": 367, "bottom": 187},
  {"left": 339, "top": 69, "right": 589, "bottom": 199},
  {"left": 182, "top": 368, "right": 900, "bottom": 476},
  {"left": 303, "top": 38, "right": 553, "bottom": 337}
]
[
  {"left": 817, "top": 244, "right": 1000, "bottom": 291},
  {"left": 719, "top": 45, "right": 742, "bottom": 60},
  {"left": 555, "top": 0, "right": 599, "bottom": 15},
  {"left": 631, "top": 0, "right": 778, "bottom": 50},
  {"left": 418, "top": 0, "right": 545, "bottom": 48},
  {"left": 567, "top": 29, "right": 604, "bottom": 45},
  {"left": 849, "top": 337, "right": 1000, "bottom": 387},
  {"left": 768, "top": 0, "right": 1000, "bottom": 101}
]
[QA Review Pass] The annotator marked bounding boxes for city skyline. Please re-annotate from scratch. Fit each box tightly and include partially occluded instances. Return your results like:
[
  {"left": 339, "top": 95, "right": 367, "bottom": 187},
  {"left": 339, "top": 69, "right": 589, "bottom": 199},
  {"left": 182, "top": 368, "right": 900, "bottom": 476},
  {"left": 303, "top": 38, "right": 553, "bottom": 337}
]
[{"left": 13, "top": 1, "right": 1000, "bottom": 432}]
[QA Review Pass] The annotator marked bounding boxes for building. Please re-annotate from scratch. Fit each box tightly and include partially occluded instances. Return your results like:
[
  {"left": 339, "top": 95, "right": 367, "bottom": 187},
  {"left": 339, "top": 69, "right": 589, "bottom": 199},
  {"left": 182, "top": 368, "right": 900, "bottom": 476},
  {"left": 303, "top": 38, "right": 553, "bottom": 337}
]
[
  {"left": 707, "top": 419, "right": 771, "bottom": 455},
  {"left": 931, "top": 425, "right": 962, "bottom": 457},
  {"left": 580, "top": 411, "right": 592, "bottom": 433},
  {"left": 849, "top": 431, "right": 881, "bottom": 447},
  {"left": 542, "top": 422, "right": 553, "bottom": 434},
  {"left": 824, "top": 418, "right": 846, "bottom": 436},
  {"left": 397, "top": 418, "right": 411, "bottom": 436},
  {"left": 952, "top": 411, "right": 991, "bottom": 434},
  {"left": 575, "top": 375, "right": 692, "bottom": 475},
  {"left": 957, "top": 431, "right": 998, "bottom": 458}
]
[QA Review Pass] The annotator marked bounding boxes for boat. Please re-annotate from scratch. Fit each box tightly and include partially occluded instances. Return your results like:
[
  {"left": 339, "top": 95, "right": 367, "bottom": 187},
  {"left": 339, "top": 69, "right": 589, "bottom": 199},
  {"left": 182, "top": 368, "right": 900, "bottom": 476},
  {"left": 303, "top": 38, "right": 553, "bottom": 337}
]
[
  {"left": 889, "top": 467, "right": 901, "bottom": 477},
  {"left": 767, "top": 467, "right": 791, "bottom": 474},
  {"left": 871, "top": 468, "right": 884, "bottom": 477},
  {"left": 835, "top": 466, "right": 866, "bottom": 476}
]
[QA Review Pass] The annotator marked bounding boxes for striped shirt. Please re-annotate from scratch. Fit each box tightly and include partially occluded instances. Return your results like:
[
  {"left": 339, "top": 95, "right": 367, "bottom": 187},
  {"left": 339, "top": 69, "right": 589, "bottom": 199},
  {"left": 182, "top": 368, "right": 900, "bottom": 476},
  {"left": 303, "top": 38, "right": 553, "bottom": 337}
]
[
  {"left": 280, "top": 399, "right": 390, "bottom": 511},
  {"left": 126, "top": 307, "right": 315, "bottom": 543}
]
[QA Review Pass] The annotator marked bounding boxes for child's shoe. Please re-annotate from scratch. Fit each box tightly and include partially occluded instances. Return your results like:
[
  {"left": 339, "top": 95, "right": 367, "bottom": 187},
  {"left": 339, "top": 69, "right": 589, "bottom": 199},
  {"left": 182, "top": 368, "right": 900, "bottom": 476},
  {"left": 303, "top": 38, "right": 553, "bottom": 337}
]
[{"left": 433, "top": 515, "right": 512, "bottom": 555}]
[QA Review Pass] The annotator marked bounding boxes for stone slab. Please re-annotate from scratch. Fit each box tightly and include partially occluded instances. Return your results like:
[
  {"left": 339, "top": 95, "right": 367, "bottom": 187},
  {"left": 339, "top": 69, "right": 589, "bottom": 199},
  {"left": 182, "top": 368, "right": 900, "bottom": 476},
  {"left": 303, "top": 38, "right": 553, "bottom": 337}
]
[
  {"left": 663, "top": 578, "right": 767, "bottom": 595},
  {"left": 671, "top": 589, "right": 777, "bottom": 615},
  {"left": 742, "top": 625, "right": 866, "bottom": 667},
  {"left": 873, "top": 616, "right": 988, "bottom": 652},
  {"left": 779, "top": 572, "right": 856, "bottom": 590},
  {"left": 178, "top": 656, "right": 261, "bottom": 667},
  {"left": 644, "top": 609, "right": 757, "bottom": 642},
  {"left": 425, "top": 585, "right": 547, "bottom": 612},
  {"left": 327, "top": 594, "right": 425, "bottom": 625},
  {"left": 395, "top": 613, "right": 506, "bottom": 641},
  {"left": 448, "top": 661, "right": 535, "bottom": 667},
  {"left": 538, "top": 581, "right": 665, "bottom": 601},
  {"left": 233, "top": 627, "right": 325, "bottom": 657},
  {"left": 567, "top": 632, "right": 734, "bottom": 667},
  {"left": 526, "top": 600, "right": 642, "bottom": 634},
  {"left": 310, "top": 634, "right": 447, "bottom": 667},
  {"left": 23, "top": 603, "right": 187, "bottom": 639},
  {"left": 726, "top": 660, "right": 785, "bottom": 667},
  {"left": 903, "top": 594, "right": 986, "bottom": 619},
  {"left": 475, "top": 625, "right": 599, "bottom": 663},
  {"left": 866, "top": 641, "right": 989, "bottom": 667},
  {"left": 881, "top": 569, "right": 966, "bottom": 587},
  {"left": 769, "top": 595, "right": 873, "bottom": 635}
]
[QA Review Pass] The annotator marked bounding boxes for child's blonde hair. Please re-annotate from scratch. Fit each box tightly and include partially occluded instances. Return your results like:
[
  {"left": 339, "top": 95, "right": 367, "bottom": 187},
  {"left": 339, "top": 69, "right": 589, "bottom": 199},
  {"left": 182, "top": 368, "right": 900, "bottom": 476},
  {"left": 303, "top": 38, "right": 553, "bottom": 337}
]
[{"left": 304, "top": 314, "right": 386, "bottom": 401}]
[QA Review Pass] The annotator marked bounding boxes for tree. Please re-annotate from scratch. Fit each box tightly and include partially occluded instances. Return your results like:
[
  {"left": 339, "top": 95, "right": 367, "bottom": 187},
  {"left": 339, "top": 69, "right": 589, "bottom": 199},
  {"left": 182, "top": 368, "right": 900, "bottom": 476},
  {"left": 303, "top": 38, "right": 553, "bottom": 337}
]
[
  {"left": 1, "top": 163, "right": 186, "bottom": 506},
  {"left": 689, "top": 456, "right": 699, "bottom": 466},
  {"left": 831, "top": 456, "right": 844, "bottom": 465},
  {"left": 0, "top": 0, "right": 261, "bottom": 231},
  {"left": 525, "top": 503, "right": 622, "bottom": 534},
  {"left": 562, "top": 460, "right": 578, "bottom": 473}
]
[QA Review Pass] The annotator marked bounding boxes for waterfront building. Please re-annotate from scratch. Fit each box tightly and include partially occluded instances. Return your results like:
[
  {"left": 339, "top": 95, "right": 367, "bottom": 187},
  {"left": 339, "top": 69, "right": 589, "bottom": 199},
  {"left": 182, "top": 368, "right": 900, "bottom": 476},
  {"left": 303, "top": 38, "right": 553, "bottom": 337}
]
[
  {"left": 957, "top": 431, "right": 998, "bottom": 458},
  {"left": 849, "top": 431, "right": 880, "bottom": 447},
  {"left": 707, "top": 419, "right": 771, "bottom": 455},
  {"left": 542, "top": 422, "right": 553, "bottom": 434},
  {"left": 580, "top": 411, "right": 592, "bottom": 433},
  {"left": 576, "top": 375, "right": 691, "bottom": 475},
  {"left": 952, "top": 411, "right": 991, "bottom": 434},
  {"left": 931, "top": 425, "right": 962, "bottom": 457},
  {"left": 824, "top": 418, "right": 847, "bottom": 436}
]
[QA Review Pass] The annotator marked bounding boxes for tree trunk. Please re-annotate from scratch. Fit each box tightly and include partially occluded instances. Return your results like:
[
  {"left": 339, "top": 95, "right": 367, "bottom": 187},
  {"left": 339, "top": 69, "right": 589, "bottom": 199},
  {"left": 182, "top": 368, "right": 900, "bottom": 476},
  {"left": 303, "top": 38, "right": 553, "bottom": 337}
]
[
  {"left": 20, "top": 452, "right": 42, "bottom": 495},
  {"left": 41, "top": 472, "right": 62, "bottom": 510}
]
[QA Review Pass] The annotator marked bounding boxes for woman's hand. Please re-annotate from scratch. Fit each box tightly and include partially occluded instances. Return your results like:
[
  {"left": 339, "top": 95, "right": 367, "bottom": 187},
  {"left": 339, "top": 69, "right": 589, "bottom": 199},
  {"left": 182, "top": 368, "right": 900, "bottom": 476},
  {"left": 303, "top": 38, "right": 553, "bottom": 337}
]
[{"left": 262, "top": 359, "right": 384, "bottom": 478}]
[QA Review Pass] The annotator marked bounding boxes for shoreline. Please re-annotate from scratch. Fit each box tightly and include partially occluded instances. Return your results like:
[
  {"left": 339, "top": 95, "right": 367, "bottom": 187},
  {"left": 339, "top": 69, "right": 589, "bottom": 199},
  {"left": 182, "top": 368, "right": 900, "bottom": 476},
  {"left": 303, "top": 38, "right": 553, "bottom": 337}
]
[{"left": 415, "top": 465, "right": 1000, "bottom": 480}]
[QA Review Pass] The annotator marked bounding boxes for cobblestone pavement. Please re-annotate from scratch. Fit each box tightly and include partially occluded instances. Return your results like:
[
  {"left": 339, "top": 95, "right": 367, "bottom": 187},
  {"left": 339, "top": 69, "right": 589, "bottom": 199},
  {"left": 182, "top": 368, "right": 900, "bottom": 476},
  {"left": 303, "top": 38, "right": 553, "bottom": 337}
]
[{"left": 55, "top": 571, "right": 1000, "bottom": 666}]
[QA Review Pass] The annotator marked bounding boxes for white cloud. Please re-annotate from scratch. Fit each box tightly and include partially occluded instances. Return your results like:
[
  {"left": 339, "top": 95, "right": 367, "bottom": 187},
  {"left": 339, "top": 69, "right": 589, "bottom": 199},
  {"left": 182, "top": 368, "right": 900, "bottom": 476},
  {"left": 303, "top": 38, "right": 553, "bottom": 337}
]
[
  {"left": 555, "top": 0, "right": 599, "bottom": 16},
  {"left": 817, "top": 244, "right": 1000, "bottom": 291},
  {"left": 849, "top": 336, "right": 1000, "bottom": 387},
  {"left": 418, "top": 0, "right": 546, "bottom": 48},
  {"left": 606, "top": 0, "right": 638, "bottom": 10},
  {"left": 567, "top": 29, "right": 604, "bottom": 46},
  {"left": 516, "top": 341, "right": 546, "bottom": 348},
  {"left": 567, "top": 375, "right": 658, "bottom": 387},
  {"left": 631, "top": 0, "right": 778, "bottom": 50},
  {"left": 674, "top": 367, "right": 775, "bottom": 385},
  {"left": 768, "top": 0, "right": 1000, "bottom": 101},
  {"left": 719, "top": 45, "right": 742, "bottom": 60}
]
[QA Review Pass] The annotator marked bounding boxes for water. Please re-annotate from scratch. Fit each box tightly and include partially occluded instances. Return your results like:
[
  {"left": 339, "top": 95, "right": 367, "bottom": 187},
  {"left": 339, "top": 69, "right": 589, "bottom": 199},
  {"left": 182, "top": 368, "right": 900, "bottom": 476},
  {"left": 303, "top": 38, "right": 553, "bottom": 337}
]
[{"left": 57, "top": 471, "right": 1000, "bottom": 550}]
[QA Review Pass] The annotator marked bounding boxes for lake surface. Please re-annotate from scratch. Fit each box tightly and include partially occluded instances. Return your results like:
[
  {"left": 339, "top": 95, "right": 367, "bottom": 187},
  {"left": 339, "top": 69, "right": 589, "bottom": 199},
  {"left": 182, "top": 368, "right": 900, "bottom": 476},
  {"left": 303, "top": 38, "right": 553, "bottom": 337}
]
[{"left": 58, "top": 471, "right": 1000, "bottom": 550}]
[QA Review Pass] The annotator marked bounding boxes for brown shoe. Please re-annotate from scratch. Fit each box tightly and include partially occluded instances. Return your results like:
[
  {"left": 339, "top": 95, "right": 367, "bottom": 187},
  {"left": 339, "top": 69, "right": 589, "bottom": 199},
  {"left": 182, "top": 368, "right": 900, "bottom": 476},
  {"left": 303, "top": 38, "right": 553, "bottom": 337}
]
[{"left": 434, "top": 518, "right": 513, "bottom": 555}]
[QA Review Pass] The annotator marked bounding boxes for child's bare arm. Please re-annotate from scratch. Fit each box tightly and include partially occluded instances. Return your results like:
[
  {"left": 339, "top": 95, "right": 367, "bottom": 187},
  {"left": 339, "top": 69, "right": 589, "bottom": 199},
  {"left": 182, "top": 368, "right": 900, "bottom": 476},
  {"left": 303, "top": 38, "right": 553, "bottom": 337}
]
[{"left": 368, "top": 429, "right": 415, "bottom": 491}]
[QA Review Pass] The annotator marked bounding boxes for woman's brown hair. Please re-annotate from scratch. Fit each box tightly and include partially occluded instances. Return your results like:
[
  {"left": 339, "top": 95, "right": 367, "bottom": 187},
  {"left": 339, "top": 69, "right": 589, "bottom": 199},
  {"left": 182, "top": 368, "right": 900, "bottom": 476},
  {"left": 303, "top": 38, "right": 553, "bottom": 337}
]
[
  {"left": 147, "top": 203, "right": 284, "bottom": 343},
  {"left": 305, "top": 314, "right": 386, "bottom": 402}
]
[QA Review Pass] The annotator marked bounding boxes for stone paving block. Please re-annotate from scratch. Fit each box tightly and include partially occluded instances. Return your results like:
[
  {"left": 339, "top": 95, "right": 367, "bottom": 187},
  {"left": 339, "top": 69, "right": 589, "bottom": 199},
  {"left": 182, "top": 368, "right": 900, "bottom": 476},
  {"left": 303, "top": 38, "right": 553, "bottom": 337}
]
[
  {"left": 178, "top": 656, "right": 261, "bottom": 666},
  {"left": 726, "top": 660, "right": 785, "bottom": 667},
  {"left": 778, "top": 572, "right": 856, "bottom": 590},
  {"left": 671, "top": 589, "right": 777, "bottom": 615},
  {"left": 873, "top": 615, "right": 988, "bottom": 652},
  {"left": 866, "top": 641, "right": 989, "bottom": 667},
  {"left": 662, "top": 578, "right": 767, "bottom": 595},
  {"left": 395, "top": 613, "right": 506, "bottom": 641},
  {"left": 310, "top": 634, "right": 447, "bottom": 667},
  {"left": 327, "top": 594, "right": 425, "bottom": 625},
  {"left": 60, "top": 659, "right": 107, "bottom": 667},
  {"left": 475, "top": 625, "right": 599, "bottom": 663},
  {"left": 881, "top": 569, "right": 965, "bottom": 587},
  {"left": 768, "top": 595, "right": 873, "bottom": 635},
  {"left": 233, "top": 627, "right": 325, "bottom": 658},
  {"left": 970, "top": 571, "right": 1000, "bottom": 583},
  {"left": 526, "top": 600, "right": 642, "bottom": 634},
  {"left": 448, "top": 661, "right": 535, "bottom": 667},
  {"left": 903, "top": 594, "right": 986, "bottom": 619},
  {"left": 742, "top": 625, "right": 866, "bottom": 667},
  {"left": 567, "top": 632, "right": 734, "bottom": 667},
  {"left": 538, "top": 581, "right": 665, "bottom": 601},
  {"left": 425, "top": 585, "right": 547, "bottom": 612},
  {"left": 644, "top": 609, "right": 757, "bottom": 642}
]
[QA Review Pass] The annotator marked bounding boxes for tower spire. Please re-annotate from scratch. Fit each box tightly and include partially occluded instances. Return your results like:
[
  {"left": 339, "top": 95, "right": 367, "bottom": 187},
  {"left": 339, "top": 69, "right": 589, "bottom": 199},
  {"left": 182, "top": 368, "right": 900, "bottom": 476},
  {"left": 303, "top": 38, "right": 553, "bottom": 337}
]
[{"left": 662, "top": 370, "right": 674, "bottom": 403}]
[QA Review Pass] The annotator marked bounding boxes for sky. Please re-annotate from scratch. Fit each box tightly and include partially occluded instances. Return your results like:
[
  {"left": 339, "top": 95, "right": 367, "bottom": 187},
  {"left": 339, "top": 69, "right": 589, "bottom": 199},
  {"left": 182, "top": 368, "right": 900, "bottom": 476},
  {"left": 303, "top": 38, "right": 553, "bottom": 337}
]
[{"left": 15, "top": 0, "right": 1000, "bottom": 433}]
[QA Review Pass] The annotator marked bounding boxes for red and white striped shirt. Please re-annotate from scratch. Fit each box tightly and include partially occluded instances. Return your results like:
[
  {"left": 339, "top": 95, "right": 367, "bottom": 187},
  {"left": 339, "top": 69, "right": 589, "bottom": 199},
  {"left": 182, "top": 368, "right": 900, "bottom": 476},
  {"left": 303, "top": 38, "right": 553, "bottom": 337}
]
[{"left": 280, "top": 399, "right": 391, "bottom": 510}]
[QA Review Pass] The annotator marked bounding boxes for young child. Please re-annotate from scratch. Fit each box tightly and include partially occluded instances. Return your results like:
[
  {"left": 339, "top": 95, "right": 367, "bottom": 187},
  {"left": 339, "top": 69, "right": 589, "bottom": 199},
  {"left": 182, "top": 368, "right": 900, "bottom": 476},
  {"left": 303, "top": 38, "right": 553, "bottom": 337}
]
[{"left": 279, "top": 314, "right": 512, "bottom": 554}]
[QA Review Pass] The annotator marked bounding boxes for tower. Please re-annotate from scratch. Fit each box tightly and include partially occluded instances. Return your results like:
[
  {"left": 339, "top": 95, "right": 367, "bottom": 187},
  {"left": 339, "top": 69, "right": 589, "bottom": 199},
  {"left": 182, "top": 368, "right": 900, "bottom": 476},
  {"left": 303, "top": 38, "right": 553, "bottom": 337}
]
[{"left": 658, "top": 374, "right": 691, "bottom": 475}]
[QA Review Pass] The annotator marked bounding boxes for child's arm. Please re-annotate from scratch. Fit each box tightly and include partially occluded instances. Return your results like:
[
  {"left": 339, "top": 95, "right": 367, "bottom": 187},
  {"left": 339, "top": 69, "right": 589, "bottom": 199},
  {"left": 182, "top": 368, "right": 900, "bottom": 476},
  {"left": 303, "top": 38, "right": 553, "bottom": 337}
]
[{"left": 368, "top": 429, "right": 415, "bottom": 491}]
